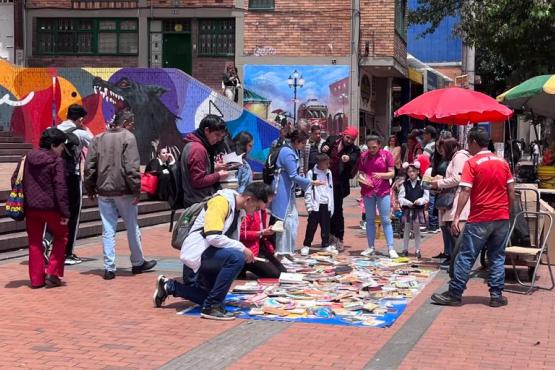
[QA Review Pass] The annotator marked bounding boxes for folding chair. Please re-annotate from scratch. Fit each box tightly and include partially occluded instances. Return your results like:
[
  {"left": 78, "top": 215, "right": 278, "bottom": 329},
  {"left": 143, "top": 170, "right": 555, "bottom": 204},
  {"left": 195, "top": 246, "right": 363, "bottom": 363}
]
[{"left": 505, "top": 211, "right": 554, "bottom": 294}]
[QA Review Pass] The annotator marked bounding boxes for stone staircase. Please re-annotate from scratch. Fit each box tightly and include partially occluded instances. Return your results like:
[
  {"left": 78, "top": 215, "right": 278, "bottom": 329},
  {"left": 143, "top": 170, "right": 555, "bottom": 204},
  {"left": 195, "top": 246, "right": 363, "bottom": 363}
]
[
  {"left": 0, "top": 190, "right": 177, "bottom": 253},
  {"left": 0, "top": 131, "right": 178, "bottom": 253},
  {"left": 0, "top": 131, "right": 31, "bottom": 163}
]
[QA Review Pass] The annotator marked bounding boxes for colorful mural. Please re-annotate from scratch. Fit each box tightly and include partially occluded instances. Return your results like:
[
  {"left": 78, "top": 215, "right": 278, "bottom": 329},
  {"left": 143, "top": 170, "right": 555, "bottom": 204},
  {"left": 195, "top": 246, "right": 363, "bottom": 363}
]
[
  {"left": 0, "top": 60, "right": 278, "bottom": 170},
  {"left": 243, "top": 65, "right": 350, "bottom": 134}
]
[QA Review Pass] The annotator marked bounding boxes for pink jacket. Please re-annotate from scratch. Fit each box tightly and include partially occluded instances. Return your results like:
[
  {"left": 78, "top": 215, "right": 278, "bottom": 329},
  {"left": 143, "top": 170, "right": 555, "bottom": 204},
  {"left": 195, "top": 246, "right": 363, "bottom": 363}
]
[{"left": 437, "top": 150, "right": 471, "bottom": 222}]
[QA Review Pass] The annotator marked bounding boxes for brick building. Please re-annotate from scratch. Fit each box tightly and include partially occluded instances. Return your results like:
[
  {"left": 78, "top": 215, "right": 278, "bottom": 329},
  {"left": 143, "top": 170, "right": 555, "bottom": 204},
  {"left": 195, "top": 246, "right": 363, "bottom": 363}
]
[{"left": 16, "top": 0, "right": 408, "bottom": 137}]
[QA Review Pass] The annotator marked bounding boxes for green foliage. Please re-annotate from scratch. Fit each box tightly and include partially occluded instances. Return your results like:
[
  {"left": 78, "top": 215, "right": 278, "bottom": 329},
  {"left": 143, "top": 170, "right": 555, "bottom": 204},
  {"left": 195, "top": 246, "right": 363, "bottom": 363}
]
[{"left": 409, "top": 0, "right": 555, "bottom": 95}]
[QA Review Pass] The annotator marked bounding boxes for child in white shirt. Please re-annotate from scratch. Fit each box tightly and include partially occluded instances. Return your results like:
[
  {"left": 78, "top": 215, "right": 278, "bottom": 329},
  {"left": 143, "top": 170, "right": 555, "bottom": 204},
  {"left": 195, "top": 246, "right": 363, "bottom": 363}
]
[{"left": 301, "top": 154, "right": 335, "bottom": 255}]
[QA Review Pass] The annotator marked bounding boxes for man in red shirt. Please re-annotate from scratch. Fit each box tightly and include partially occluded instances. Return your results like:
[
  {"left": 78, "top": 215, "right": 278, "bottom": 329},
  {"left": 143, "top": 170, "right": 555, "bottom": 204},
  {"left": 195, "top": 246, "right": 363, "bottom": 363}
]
[{"left": 432, "top": 127, "right": 515, "bottom": 307}]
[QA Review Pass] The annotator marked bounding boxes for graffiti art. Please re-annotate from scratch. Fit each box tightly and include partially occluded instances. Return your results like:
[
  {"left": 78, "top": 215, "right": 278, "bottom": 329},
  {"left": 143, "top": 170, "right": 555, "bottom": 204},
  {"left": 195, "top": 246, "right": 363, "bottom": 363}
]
[
  {"left": 0, "top": 60, "right": 278, "bottom": 169},
  {"left": 242, "top": 64, "right": 350, "bottom": 135}
]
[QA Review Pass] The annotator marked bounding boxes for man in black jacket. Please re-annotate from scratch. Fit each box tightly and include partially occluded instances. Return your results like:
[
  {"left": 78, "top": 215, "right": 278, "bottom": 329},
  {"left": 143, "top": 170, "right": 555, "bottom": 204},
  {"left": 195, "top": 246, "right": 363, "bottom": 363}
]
[{"left": 320, "top": 126, "right": 360, "bottom": 251}]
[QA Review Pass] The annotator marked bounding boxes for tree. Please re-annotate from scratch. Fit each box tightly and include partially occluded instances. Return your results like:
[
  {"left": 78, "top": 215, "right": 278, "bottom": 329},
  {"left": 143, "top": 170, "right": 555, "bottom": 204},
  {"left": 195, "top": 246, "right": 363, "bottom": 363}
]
[{"left": 409, "top": 0, "right": 555, "bottom": 96}]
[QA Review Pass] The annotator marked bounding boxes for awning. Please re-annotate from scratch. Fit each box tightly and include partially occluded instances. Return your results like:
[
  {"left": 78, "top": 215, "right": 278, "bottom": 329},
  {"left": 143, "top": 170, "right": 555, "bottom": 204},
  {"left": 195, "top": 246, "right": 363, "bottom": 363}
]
[{"left": 408, "top": 67, "right": 423, "bottom": 85}]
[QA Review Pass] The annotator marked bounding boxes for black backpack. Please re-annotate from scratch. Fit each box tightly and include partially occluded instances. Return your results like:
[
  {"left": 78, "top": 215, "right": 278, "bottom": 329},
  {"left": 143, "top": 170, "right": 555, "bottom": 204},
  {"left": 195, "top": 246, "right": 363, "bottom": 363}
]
[
  {"left": 262, "top": 145, "right": 285, "bottom": 185},
  {"left": 167, "top": 150, "right": 185, "bottom": 232},
  {"left": 63, "top": 127, "right": 82, "bottom": 176}
]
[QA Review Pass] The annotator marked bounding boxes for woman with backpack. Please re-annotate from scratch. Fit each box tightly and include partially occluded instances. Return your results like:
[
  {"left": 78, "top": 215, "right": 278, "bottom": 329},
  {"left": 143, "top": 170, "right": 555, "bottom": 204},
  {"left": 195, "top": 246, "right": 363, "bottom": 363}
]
[
  {"left": 12, "top": 128, "right": 70, "bottom": 288},
  {"left": 269, "top": 130, "right": 325, "bottom": 257}
]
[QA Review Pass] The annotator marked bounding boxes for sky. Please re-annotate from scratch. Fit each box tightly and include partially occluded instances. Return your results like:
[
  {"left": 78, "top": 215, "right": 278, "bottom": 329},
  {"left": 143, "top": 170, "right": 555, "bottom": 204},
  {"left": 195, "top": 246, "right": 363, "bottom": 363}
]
[{"left": 243, "top": 64, "right": 349, "bottom": 114}]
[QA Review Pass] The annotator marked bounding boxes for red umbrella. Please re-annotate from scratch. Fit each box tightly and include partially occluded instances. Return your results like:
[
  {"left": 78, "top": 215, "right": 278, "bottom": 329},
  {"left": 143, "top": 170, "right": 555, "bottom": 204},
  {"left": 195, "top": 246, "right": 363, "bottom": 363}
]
[{"left": 394, "top": 87, "right": 513, "bottom": 124}]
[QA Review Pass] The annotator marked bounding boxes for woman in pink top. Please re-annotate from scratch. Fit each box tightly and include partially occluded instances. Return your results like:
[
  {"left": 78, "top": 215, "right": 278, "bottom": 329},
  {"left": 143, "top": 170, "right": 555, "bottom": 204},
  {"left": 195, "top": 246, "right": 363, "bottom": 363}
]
[
  {"left": 431, "top": 137, "right": 471, "bottom": 269},
  {"left": 357, "top": 135, "right": 397, "bottom": 258}
]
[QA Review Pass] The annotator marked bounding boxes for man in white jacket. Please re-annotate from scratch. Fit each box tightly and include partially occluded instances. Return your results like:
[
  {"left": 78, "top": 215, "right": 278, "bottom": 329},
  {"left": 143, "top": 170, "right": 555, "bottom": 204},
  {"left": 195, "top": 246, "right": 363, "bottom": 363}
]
[
  {"left": 301, "top": 153, "right": 335, "bottom": 255},
  {"left": 153, "top": 183, "right": 272, "bottom": 320}
]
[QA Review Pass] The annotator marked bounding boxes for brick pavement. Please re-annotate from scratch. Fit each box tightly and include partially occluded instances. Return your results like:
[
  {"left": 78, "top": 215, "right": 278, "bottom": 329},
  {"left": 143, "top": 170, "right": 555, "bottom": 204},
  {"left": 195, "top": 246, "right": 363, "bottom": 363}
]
[{"left": 1, "top": 195, "right": 555, "bottom": 369}]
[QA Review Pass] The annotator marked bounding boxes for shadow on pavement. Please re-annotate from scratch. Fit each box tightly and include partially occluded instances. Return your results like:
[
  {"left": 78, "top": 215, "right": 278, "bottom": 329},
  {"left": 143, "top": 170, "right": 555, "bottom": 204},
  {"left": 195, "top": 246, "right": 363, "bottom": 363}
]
[{"left": 4, "top": 280, "right": 31, "bottom": 289}]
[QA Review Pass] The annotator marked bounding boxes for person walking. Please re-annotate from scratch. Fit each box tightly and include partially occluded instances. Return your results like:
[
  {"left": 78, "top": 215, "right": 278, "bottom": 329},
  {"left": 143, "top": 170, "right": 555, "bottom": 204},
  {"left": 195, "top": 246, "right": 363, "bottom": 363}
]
[
  {"left": 84, "top": 111, "right": 157, "bottom": 280},
  {"left": 532, "top": 141, "right": 540, "bottom": 167},
  {"left": 153, "top": 183, "right": 272, "bottom": 320},
  {"left": 302, "top": 153, "right": 335, "bottom": 255},
  {"left": 357, "top": 135, "right": 397, "bottom": 258},
  {"left": 320, "top": 126, "right": 360, "bottom": 251},
  {"left": 270, "top": 130, "right": 324, "bottom": 256},
  {"left": 52, "top": 104, "right": 92, "bottom": 265},
  {"left": 14, "top": 128, "right": 69, "bottom": 288},
  {"left": 431, "top": 127, "right": 515, "bottom": 307}
]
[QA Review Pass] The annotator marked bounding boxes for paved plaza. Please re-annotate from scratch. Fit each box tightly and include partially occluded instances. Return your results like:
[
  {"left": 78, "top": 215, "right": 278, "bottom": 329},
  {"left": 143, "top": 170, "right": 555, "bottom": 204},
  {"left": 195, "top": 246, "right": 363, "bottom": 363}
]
[{"left": 1, "top": 195, "right": 555, "bottom": 370}]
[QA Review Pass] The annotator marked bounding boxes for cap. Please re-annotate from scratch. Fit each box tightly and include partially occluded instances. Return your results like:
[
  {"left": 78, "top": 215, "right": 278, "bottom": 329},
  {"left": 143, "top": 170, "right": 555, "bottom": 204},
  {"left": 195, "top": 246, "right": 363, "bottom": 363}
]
[{"left": 342, "top": 126, "right": 358, "bottom": 138}]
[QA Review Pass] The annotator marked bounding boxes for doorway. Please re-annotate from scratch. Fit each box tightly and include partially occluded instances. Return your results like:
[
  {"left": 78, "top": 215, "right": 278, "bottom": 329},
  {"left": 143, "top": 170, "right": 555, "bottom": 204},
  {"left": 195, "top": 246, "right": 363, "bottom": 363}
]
[{"left": 162, "top": 33, "right": 192, "bottom": 75}]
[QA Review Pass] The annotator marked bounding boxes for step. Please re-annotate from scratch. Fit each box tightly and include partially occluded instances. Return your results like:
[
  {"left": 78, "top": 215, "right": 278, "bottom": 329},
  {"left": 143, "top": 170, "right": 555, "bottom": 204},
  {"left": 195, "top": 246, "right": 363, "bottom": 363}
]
[
  {"left": 0, "top": 143, "right": 33, "bottom": 149},
  {"left": 0, "top": 210, "right": 177, "bottom": 253},
  {"left": 0, "top": 137, "right": 24, "bottom": 143},
  {"left": 0, "top": 149, "right": 30, "bottom": 156},
  {"left": 0, "top": 132, "right": 14, "bottom": 137},
  {"left": 0, "top": 155, "right": 23, "bottom": 163},
  {"left": 0, "top": 201, "right": 170, "bottom": 234},
  {"left": 0, "top": 191, "right": 151, "bottom": 208}
]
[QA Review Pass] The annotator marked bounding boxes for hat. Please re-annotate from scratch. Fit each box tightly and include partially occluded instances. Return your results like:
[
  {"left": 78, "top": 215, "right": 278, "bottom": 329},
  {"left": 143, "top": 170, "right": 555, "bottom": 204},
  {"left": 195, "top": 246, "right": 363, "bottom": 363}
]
[
  {"left": 67, "top": 104, "right": 87, "bottom": 120},
  {"left": 342, "top": 126, "right": 358, "bottom": 138}
]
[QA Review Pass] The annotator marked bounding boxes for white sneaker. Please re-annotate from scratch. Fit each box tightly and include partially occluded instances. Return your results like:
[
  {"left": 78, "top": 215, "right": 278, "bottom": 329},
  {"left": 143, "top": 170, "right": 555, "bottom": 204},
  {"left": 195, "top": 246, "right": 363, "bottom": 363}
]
[
  {"left": 300, "top": 246, "right": 310, "bottom": 256},
  {"left": 389, "top": 249, "right": 399, "bottom": 259},
  {"left": 324, "top": 246, "right": 338, "bottom": 254},
  {"left": 360, "top": 221, "right": 366, "bottom": 230},
  {"left": 361, "top": 247, "right": 375, "bottom": 257}
]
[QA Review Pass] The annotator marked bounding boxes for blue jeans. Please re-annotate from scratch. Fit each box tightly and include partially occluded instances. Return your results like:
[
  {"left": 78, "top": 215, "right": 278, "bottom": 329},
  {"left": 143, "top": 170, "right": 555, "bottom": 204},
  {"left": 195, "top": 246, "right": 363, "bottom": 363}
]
[
  {"left": 441, "top": 225, "right": 454, "bottom": 257},
  {"left": 276, "top": 195, "right": 299, "bottom": 255},
  {"left": 428, "top": 194, "right": 439, "bottom": 230},
  {"left": 167, "top": 247, "right": 245, "bottom": 308},
  {"left": 98, "top": 195, "right": 145, "bottom": 272},
  {"left": 450, "top": 220, "right": 510, "bottom": 299},
  {"left": 363, "top": 195, "right": 394, "bottom": 250}
]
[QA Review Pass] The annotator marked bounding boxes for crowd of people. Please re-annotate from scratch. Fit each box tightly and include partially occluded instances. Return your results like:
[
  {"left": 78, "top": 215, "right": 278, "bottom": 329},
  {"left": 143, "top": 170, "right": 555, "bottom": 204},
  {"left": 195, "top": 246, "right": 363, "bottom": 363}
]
[{"left": 13, "top": 105, "right": 515, "bottom": 315}]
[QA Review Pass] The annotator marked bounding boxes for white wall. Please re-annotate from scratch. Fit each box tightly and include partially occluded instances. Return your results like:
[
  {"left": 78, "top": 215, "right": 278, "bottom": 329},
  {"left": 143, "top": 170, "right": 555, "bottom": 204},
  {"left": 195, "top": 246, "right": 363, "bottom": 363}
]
[{"left": 0, "top": 3, "right": 14, "bottom": 63}]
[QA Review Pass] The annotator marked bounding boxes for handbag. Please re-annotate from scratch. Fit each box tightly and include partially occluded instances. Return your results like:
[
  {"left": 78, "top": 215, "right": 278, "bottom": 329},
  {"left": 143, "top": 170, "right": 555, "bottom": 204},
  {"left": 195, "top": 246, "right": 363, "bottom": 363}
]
[
  {"left": 6, "top": 156, "right": 26, "bottom": 221},
  {"left": 435, "top": 187, "right": 456, "bottom": 210},
  {"left": 141, "top": 173, "right": 159, "bottom": 195}
]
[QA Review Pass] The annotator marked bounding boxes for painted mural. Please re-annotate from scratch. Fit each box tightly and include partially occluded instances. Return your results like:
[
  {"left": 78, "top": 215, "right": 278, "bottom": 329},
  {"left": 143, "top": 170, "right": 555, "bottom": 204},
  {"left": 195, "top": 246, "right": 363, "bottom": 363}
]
[
  {"left": 0, "top": 60, "right": 278, "bottom": 170},
  {"left": 243, "top": 65, "right": 350, "bottom": 134}
]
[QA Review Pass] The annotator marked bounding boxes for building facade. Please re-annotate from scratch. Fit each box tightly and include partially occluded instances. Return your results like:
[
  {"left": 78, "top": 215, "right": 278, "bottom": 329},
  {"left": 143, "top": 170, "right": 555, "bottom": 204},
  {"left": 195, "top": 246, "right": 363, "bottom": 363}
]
[
  {"left": 0, "top": 0, "right": 15, "bottom": 63},
  {"left": 19, "top": 0, "right": 408, "bottom": 137}
]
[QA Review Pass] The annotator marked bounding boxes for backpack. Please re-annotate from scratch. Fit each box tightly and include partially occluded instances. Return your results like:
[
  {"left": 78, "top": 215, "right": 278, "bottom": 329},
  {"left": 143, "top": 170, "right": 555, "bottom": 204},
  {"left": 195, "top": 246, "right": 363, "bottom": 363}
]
[
  {"left": 63, "top": 127, "right": 82, "bottom": 176},
  {"left": 310, "top": 170, "right": 331, "bottom": 197},
  {"left": 167, "top": 147, "right": 186, "bottom": 232},
  {"left": 171, "top": 198, "right": 209, "bottom": 250},
  {"left": 262, "top": 145, "right": 285, "bottom": 185}
]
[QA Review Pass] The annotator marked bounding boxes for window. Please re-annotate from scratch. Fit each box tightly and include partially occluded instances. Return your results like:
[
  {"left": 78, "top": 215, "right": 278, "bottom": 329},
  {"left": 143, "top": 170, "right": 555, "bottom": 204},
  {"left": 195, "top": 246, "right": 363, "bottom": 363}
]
[
  {"left": 36, "top": 18, "right": 138, "bottom": 55},
  {"left": 198, "top": 19, "right": 235, "bottom": 57},
  {"left": 248, "top": 0, "right": 274, "bottom": 9},
  {"left": 395, "top": 0, "right": 407, "bottom": 40}
]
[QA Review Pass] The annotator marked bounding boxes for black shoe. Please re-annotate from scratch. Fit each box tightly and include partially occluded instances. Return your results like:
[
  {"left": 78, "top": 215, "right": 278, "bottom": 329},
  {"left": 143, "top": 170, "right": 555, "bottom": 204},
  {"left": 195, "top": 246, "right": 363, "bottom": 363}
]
[
  {"left": 416, "top": 250, "right": 422, "bottom": 259},
  {"left": 103, "top": 270, "right": 116, "bottom": 280},
  {"left": 132, "top": 260, "right": 157, "bottom": 274},
  {"left": 431, "top": 291, "right": 462, "bottom": 306},
  {"left": 432, "top": 252, "right": 447, "bottom": 259},
  {"left": 65, "top": 254, "right": 83, "bottom": 265},
  {"left": 489, "top": 296, "right": 508, "bottom": 308},
  {"left": 45, "top": 275, "right": 63, "bottom": 287},
  {"left": 200, "top": 305, "right": 236, "bottom": 321},
  {"left": 153, "top": 275, "right": 168, "bottom": 308},
  {"left": 401, "top": 250, "right": 409, "bottom": 257},
  {"left": 439, "top": 258, "right": 451, "bottom": 271}
]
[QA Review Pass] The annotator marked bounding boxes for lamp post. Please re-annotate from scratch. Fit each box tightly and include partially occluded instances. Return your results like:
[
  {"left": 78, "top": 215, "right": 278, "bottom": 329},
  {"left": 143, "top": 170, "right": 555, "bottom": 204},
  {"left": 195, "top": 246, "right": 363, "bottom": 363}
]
[{"left": 288, "top": 69, "right": 304, "bottom": 126}]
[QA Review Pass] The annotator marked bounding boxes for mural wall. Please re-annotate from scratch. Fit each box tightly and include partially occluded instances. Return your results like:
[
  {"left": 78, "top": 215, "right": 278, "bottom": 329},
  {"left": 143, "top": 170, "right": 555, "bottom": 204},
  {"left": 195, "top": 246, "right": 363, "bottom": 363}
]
[
  {"left": 243, "top": 65, "right": 350, "bottom": 134},
  {"left": 0, "top": 60, "right": 278, "bottom": 170}
]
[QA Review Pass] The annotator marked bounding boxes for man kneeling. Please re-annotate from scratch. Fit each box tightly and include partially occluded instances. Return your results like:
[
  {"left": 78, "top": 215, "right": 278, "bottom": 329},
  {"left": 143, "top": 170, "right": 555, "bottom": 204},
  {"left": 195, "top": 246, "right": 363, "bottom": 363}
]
[{"left": 153, "top": 182, "right": 272, "bottom": 320}]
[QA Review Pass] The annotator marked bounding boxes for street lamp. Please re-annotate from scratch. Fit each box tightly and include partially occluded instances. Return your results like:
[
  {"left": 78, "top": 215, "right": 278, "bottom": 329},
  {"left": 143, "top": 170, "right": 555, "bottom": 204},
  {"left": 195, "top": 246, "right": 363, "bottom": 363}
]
[{"left": 288, "top": 69, "right": 304, "bottom": 126}]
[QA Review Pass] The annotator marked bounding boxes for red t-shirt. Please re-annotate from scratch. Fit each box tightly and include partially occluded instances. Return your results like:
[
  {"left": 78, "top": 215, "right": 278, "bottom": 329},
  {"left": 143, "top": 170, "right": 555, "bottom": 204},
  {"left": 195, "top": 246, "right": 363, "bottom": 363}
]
[{"left": 460, "top": 150, "right": 514, "bottom": 223}]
